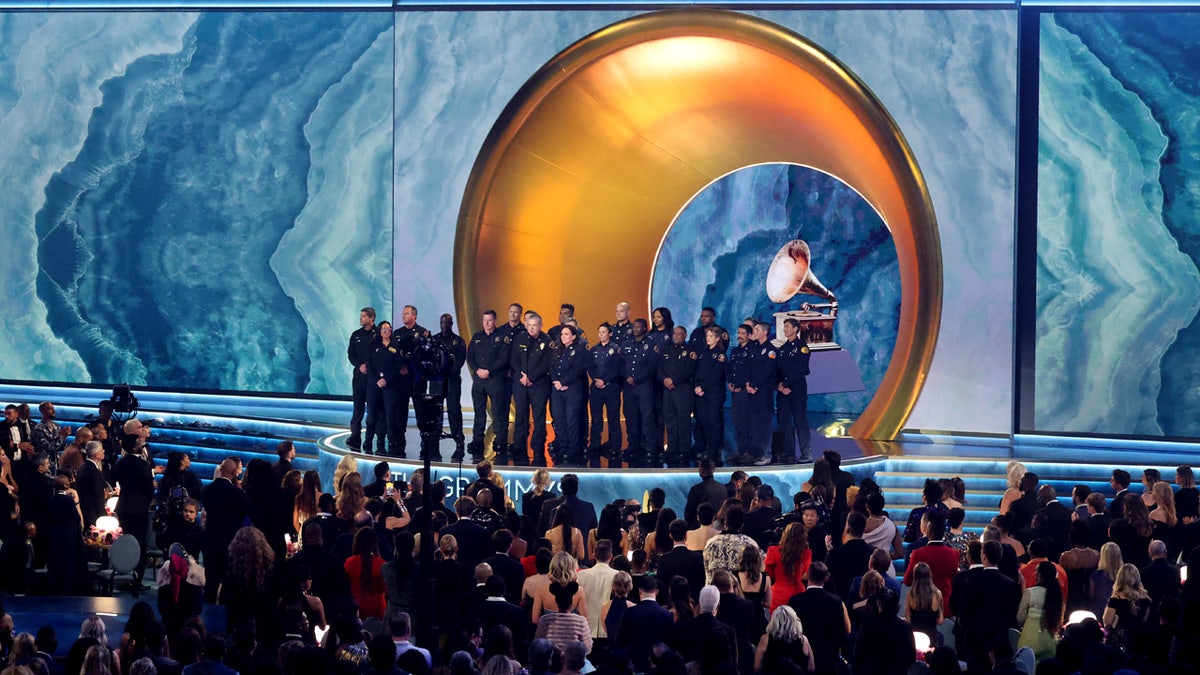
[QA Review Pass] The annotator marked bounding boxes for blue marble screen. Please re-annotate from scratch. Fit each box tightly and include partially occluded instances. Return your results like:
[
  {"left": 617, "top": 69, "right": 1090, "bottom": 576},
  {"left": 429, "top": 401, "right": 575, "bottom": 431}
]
[
  {"left": 0, "top": 11, "right": 394, "bottom": 396},
  {"left": 654, "top": 165, "right": 898, "bottom": 415},
  {"left": 1037, "top": 12, "right": 1200, "bottom": 438}
]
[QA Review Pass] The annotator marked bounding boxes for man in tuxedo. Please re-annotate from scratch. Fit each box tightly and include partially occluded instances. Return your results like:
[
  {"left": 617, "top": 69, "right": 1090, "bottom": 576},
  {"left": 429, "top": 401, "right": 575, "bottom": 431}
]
[
  {"left": 536, "top": 473, "right": 596, "bottom": 537},
  {"left": 482, "top": 528, "right": 525, "bottom": 605},
  {"left": 656, "top": 519, "right": 705, "bottom": 601},
  {"left": 672, "top": 585, "right": 737, "bottom": 668},
  {"left": 112, "top": 438, "right": 155, "bottom": 579},
  {"left": 439, "top": 496, "right": 491, "bottom": 567},
  {"left": 615, "top": 574, "right": 674, "bottom": 673},
  {"left": 743, "top": 484, "right": 782, "bottom": 550},
  {"left": 957, "top": 540, "right": 1020, "bottom": 675},
  {"left": 1084, "top": 492, "right": 1112, "bottom": 551},
  {"left": 825, "top": 511, "right": 874, "bottom": 600},
  {"left": 950, "top": 540, "right": 985, "bottom": 646},
  {"left": 1035, "top": 485, "right": 1073, "bottom": 560},
  {"left": 1006, "top": 472, "right": 1041, "bottom": 534},
  {"left": 470, "top": 575, "right": 528, "bottom": 658},
  {"left": 200, "top": 458, "right": 251, "bottom": 601},
  {"left": 75, "top": 441, "right": 108, "bottom": 530},
  {"left": 685, "top": 459, "right": 729, "bottom": 529},
  {"left": 713, "top": 569, "right": 757, "bottom": 675},
  {"left": 1109, "top": 469, "right": 1132, "bottom": 520},
  {"left": 787, "top": 561, "right": 850, "bottom": 675}
]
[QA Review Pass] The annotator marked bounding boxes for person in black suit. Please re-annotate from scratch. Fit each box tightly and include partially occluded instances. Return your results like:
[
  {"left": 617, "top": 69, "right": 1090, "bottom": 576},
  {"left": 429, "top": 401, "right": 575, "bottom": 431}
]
[
  {"left": 1084, "top": 492, "right": 1112, "bottom": 552},
  {"left": 673, "top": 585, "right": 738, "bottom": 670},
  {"left": 483, "top": 528, "right": 526, "bottom": 605},
  {"left": 786, "top": 561, "right": 850, "bottom": 675},
  {"left": 75, "top": 441, "right": 109, "bottom": 531},
  {"left": 288, "top": 520, "right": 352, "bottom": 610},
  {"left": 1035, "top": 485, "right": 1073, "bottom": 560},
  {"left": 825, "top": 512, "right": 874, "bottom": 600},
  {"left": 200, "top": 457, "right": 251, "bottom": 601},
  {"left": 536, "top": 474, "right": 596, "bottom": 538},
  {"left": 1109, "top": 469, "right": 1132, "bottom": 521},
  {"left": 823, "top": 450, "right": 856, "bottom": 516},
  {"left": 615, "top": 574, "right": 674, "bottom": 673},
  {"left": 956, "top": 540, "right": 1020, "bottom": 675},
  {"left": 684, "top": 459, "right": 728, "bottom": 529},
  {"left": 440, "top": 496, "right": 491, "bottom": 567},
  {"left": 656, "top": 519, "right": 705, "bottom": 601},
  {"left": 1141, "top": 539, "right": 1181, "bottom": 607},
  {"left": 743, "top": 484, "right": 782, "bottom": 550},
  {"left": 113, "top": 437, "right": 155, "bottom": 578},
  {"left": 950, "top": 540, "right": 985, "bottom": 643},
  {"left": 272, "top": 440, "right": 295, "bottom": 487},
  {"left": 713, "top": 569, "right": 758, "bottom": 674},
  {"left": 469, "top": 575, "right": 529, "bottom": 658},
  {"left": 1006, "top": 472, "right": 1040, "bottom": 534}
]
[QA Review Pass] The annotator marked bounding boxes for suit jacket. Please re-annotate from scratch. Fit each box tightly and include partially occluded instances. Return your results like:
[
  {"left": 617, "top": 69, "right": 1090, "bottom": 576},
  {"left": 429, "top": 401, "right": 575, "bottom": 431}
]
[
  {"left": 957, "top": 568, "right": 1020, "bottom": 659},
  {"left": 1110, "top": 489, "right": 1130, "bottom": 520},
  {"left": 536, "top": 495, "right": 597, "bottom": 539},
  {"left": 825, "top": 538, "right": 874, "bottom": 600},
  {"left": 472, "top": 598, "right": 529, "bottom": 656},
  {"left": 1007, "top": 493, "right": 1040, "bottom": 533},
  {"left": 199, "top": 478, "right": 250, "bottom": 560},
  {"left": 483, "top": 552, "right": 526, "bottom": 605},
  {"left": 672, "top": 613, "right": 738, "bottom": 666},
  {"left": 743, "top": 506, "right": 782, "bottom": 550},
  {"left": 75, "top": 459, "right": 107, "bottom": 529},
  {"left": 439, "top": 519, "right": 492, "bottom": 567},
  {"left": 656, "top": 545, "right": 705, "bottom": 601},
  {"left": 112, "top": 453, "right": 154, "bottom": 516},
  {"left": 615, "top": 598, "right": 674, "bottom": 673},
  {"left": 685, "top": 477, "right": 728, "bottom": 528},
  {"left": 716, "top": 591, "right": 757, "bottom": 674},
  {"left": 788, "top": 587, "right": 847, "bottom": 673},
  {"left": 1140, "top": 558, "right": 1181, "bottom": 606},
  {"left": 1037, "top": 500, "right": 1073, "bottom": 559}
]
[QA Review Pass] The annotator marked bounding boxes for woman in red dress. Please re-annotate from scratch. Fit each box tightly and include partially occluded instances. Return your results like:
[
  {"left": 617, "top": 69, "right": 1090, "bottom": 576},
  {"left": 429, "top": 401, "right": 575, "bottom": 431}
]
[{"left": 764, "top": 521, "right": 811, "bottom": 612}]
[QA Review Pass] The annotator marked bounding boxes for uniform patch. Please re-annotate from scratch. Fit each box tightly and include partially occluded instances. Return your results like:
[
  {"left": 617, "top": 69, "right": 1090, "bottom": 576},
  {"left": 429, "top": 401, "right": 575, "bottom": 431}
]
[
  {"left": 608, "top": 348, "right": 615, "bottom": 355},
  {"left": 801, "top": 346, "right": 809, "bottom": 354},
  {"left": 504, "top": 336, "right": 511, "bottom": 343},
  {"left": 767, "top": 351, "right": 776, "bottom": 359},
  {"left": 539, "top": 342, "right": 545, "bottom": 350},
  {"left": 718, "top": 354, "right": 726, "bottom": 362},
  {"left": 388, "top": 347, "right": 396, "bottom": 353},
  {"left": 689, "top": 351, "right": 698, "bottom": 360}
]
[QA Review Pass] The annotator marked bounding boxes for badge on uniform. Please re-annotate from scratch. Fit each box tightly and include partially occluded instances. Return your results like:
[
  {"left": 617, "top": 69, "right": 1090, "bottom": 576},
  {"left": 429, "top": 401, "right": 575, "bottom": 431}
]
[
  {"left": 689, "top": 351, "right": 697, "bottom": 360},
  {"left": 539, "top": 342, "right": 545, "bottom": 350},
  {"left": 801, "top": 346, "right": 809, "bottom": 354},
  {"left": 388, "top": 347, "right": 396, "bottom": 353},
  {"left": 767, "top": 350, "right": 776, "bottom": 359},
  {"left": 608, "top": 348, "right": 614, "bottom": 355},
  {"left": 504, "top": 336, "right": 511, "bottom": 343},
  {"left": 718, "top": 354, "right": 726, "bottom": 362}
]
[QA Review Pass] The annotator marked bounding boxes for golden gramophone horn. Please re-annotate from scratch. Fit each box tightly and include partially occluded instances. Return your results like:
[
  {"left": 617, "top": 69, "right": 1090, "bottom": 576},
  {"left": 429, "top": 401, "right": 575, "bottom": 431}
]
[
  {"left": 766, "top": 239, "right": 836, "bottom": 304},
  {"left": 454, "top": 9, "right": 942, "bottom": 441}
]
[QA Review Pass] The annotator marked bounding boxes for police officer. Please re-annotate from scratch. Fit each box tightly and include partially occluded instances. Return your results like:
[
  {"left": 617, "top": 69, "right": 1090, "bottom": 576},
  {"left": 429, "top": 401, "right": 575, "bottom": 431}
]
[
  {"left": 365, "top": 321, "right": 404, "bottom": 456},
  {"left": 550, "top": 325, "right": 590, "bottom": 464},
  {"left": 392, "top": 305, "right": 430, "bottom": 457},
  {"left": 510, "top": 312, "right": 554, "bottom": 466},
  {"left": 611, "top": 302, "right": 634, "bottom": 344},
  {"left": 693, "top": 325, "right": 727, "bottom": 464},
  {"left": 467, "top": 310, "right": 511, "bottom": 462},
  {"left": 621, "top": 318, "right": 660, "bottom": 467},
  {"left": 587, "top": 323, "right": 623, "bottom": 461},
  {"left": 346, "top": 306, "right": 377, "bottom": 451},
  {"left": 744, "top": 321, "right": 777, "bottom": 466},
  {"left": 647, "top": 308, "right": 674, "bottom": 457},
  {"left": 435, "top": 313, "right": 467, "bottom": 460},
  {"left": 658, "top": 325, "right": 696, "bottom": 466},
  {"left": 775, "top": 318, "right": 812, "bottom": 464},
  {"left": 726, "top": 324, "right": 753, "bottom": 466}
]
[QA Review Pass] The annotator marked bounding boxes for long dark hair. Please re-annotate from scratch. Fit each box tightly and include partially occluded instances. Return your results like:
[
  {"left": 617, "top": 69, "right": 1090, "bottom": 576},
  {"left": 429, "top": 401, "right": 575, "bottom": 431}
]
[
  {"left": 554, "top": 504, "right": 576, "bottom": 548},
  {"left": 352, "top": 526, "right": 379, "bottom": 586},
  {"left": 653, "top": 508, "right": 677, "bottom": 554},
  {"left": 652, "top": 307, "right": 675, "bottom": 333},
  {"left": 1037, "top": 560, "right": 1064, "bottom": 635},
  {"left": 596, "top": 504, "right": 625, "bottom": 555}
]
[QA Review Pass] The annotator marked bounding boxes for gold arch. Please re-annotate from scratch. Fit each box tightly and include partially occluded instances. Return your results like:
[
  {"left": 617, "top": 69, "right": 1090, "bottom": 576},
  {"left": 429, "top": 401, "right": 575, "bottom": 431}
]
[{"left": 454, "top": 9, "right": 941, "bottom": 440}]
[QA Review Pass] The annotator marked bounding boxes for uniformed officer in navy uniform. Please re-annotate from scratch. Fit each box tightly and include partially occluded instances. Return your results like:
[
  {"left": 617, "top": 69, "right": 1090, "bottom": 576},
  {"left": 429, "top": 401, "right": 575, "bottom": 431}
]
[
  {"left": 466, "top": 310, "right": 511, "bottom": 462},
  {"left": 611, "top": 302, "right": 634, "bottom": 344},
  {"left": 550, "top": 325, "right": 590, "bottom": 464},
  {"left": 744, "top": 321, "right": 778, "bottom": 466},
  {"left": 687, "top": 307, "right": 730, "bottom": 353},
  {"left": 693, "top": 325, "right": 727, "bottom": 464},
  {"left": 587, "top": 322, "right": 623, "bottom": 461},
  {"left": 365, "top": 321, "right": 405, "bottom": 456},
  {"left": 346, "top": 306, "right": 377, "bottom": 451},
  {"left": 435, "top": 313, "right": 468, "bottom": 460},
  {"left": 621, "top": 318, "right": 660, "bottom": 467},
  {"left": 775, "top": 318, "right": 812, "bottom": 464},
  {"left": 646, "top": 308, "right": 674, "bottom": 460},
  {"left": 658, "top": 325, "right": 696, "bottom": 466},
  {"left": 510, "top": 312, "right": 554, "bottom": 465},
  {"left": 393, "top": 305, "right": 430, "bottom": 457},
  {"left": 726, "top": 324, "right": 753, "bottom": 465},
  {"left": 495, "top": 303, "right": 524, "bottom": 456}
]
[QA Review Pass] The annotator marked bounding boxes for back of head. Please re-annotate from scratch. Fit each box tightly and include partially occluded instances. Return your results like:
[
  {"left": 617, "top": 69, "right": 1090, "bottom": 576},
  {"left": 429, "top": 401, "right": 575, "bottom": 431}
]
[
  {"left": 698, "top": 585, "right": 720, "bottom": 614},
  {"left": 560, "top": 473, "right": 580, "bottom": 497},
  {"left": 698, "top": 458, "right": 715, "bottom": 479},
  {"left": 809, "top": 561, "right": 831, "bottom": 585},
  {"left": 846, "top": 511, "right": 867, "bottom": 538},
  {"left": 528, "top": 639, "right": 555, "bottom": 671},
  {"left": 562, "top": 641, "right": 588, "bottom": 671}
]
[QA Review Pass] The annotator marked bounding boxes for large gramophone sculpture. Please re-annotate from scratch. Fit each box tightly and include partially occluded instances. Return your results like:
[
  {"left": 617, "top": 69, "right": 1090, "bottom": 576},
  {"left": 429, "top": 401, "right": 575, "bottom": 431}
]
[{"left": 767, "top": 238, "right": 865, "bottom": 394}]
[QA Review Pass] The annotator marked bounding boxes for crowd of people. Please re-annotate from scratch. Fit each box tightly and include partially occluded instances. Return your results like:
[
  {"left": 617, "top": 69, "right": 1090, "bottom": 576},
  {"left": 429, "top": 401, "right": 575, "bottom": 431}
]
[
  {"left": 6, "top": 392, "right": 1200, "bottom": 675},
  {"left": 346, "top": 302, "right": 815, "bottom": 468}
]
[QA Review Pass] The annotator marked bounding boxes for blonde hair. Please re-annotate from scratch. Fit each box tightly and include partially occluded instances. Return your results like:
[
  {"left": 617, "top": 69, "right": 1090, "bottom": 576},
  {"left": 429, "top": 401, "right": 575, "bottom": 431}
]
[
  {"left": 1099, "top": 542, "right": 1124, "bottom": 580},
  {"left": 1006, "top": 462, "right": 1027, "bottom": 490},
  {"left": 859, "top": 570, "right": 885, "bottom": 600},
  {"left": 1153, "top": 482, "right": 1177, "bottom": 526},
  {"left": 439, "top": 534, "right": 458, "bottom": 558},
  {"left": 333, "top": 455, "right": 358, "bottom": 495},
  {"left": 531, "top": 468, "right": 551, "bottom": 496},
  {"left": 1112, "top": 563, "right": 1148, "bottom": 601},
  {"left": 612, "top": 571, "right": 633, "bottom": 598},
  {"left": 766, "top": 605, "right": 804, "bottom": 643},
  {"left": 548, "top": 551, "right": 578, "bottom": 586},
  {"left": 80, "top": 615, "right": 109, "bottom": 647}
]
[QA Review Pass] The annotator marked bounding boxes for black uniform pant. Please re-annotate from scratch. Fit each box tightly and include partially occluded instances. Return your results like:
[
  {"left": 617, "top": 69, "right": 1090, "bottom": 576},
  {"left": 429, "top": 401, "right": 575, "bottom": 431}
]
[
  {"left": 588, "top": 383, "right": 622, "bottom": 451},
  {"left": 366, "top": 385, "right": 403, "bottom": 454},
  {"left": 550, "top": 386, "right": 583, "bottom": 457},
  {"left": 625, "top": 380, "right": 657, "bottom": 460},
  {"left": 731, "top": 390, "right": 750, "bottom": 457},
  {"left": 746, "top": 390, "right": 774, "bottom": 459},
  {"left": 694, "top": 387, "right": 724, "bottom": 458},
  {"left": 349, "top": 369, "right": 368, "bottom": 447},
  {"left": 512, "top": 381, "right": 550, "bottom": 463},
  {"left": 445, "top": 375, "right": 463, "bottom": 440},
  {"left": 394, "top": 376, "right": 413, "bottom": 453},
  {"left": 651, "top": 381, "right": 666, "bottom": 454},
  {"left": 470, "top": 376, "right": 508, "bottom": 447},
  {"left": 663, "top": 387, "right": 694, "bottom": 458},
  {"left": 776, "top": 380, "right": 811, "bottom": 460}
]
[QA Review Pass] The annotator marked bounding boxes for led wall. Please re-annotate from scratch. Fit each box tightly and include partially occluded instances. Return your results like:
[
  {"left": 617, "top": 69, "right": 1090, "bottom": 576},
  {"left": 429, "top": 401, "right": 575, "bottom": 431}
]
[{"left": 1, "top": 7, "right": 1017, "bottom": 436}]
